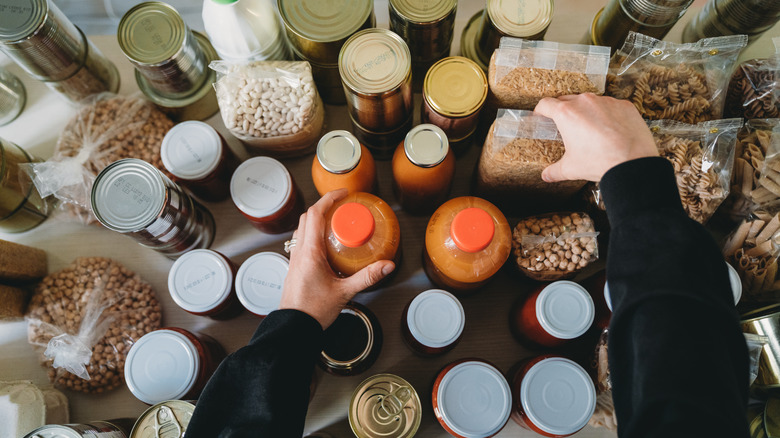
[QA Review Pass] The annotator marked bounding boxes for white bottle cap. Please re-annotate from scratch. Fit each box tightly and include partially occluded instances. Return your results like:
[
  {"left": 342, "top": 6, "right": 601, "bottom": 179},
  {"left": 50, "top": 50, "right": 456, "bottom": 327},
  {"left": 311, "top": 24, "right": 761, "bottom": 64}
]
[
  {"left": 236, "top": 252, "right": 289, "bottom": 316},
  {"left": 520, "top": 357, "right": 596, "bottom": 436},
  {"left": 161, "top": 121, "right": 222, "bottom": 181},
  {"left": 230, "top": 157, "right": 293, "bottom": 219},
  {"left": 168, "top": 249, "right": 233, "bottom": 314},
  {"left": 437, "top": 361, "right": 512, "bottom": 437},
  {"left": 407, "top": 289, "right": 465, "bottom": 348},
  {"left": 124, "top": 330, "right": 200, "bottom": 405},
  {"left": 536, "top": 281, "right": 595, "bottom": 340}
]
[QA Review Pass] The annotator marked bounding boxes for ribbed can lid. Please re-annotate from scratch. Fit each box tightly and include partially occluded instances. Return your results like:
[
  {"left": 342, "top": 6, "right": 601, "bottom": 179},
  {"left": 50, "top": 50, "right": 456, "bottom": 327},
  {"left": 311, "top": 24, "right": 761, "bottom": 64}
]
[
  {"left": 230, "top": 157, "right": 293, "bottom": 219},
  {"left": 118, "top": 1, "right": 186, "bottom": 64},
  {"left": 424, "top": 56, "right": 488, "bottom": 118},
  {"left": 0, "top": 0, "right": 47, "bottom": 42},
  {"left": 168, "top": 249, "right": 233, "bottom": 314},
  {"left": 407, "top": 289, "right": 464, "bottom": 348},
  {"left": 235, "top": 252, "right": 288, "bottom": 316},
  {"left": 339, "top": 28, "right": 411, "bottom": 95},
  {"left": 278, "top": 0, "right": 373, "bottom": 43},
  {"left": 536, "top": 281, "right": 595, "bottom": 340},
  {"left": 317, "top": 130, "right": 362, "bottom": 174},
  {"left": 404, "top": 124, "right": 449, "bottom": 167},
  {"left": 161, "top": 121, "right": 222, "bottom": 180},
  {"left": 91, "top": 159, "right": 166, "bottom": 233},
  {"left": 487, "top": 0, "right": 553, "bottom": 38},
  {"left": 349, "top": 373, "right": 422, "bottom": 438},
  {"left": 389, "top": 0, "right": 457, "bottom": 24}
]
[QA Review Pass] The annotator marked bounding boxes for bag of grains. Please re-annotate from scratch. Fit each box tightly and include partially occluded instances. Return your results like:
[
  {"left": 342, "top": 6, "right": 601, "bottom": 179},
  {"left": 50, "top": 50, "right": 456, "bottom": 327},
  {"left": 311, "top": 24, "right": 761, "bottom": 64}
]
[
  {"left": 724, "top": 56, "right": 780, "bottom": 119},
  {"left": 512, "top": 212, "right": 599, "bottom": 281},
  {"left": 605, "top": 32, "right": 747, "bottom": 123},
  {"left": 722, "top": 206, "right": 780, "bottom": 301},
  {"left": 588, "top": 330, "right": 617, "bottom": 432},
  {"left": 488, "top": 37, "right": 610, "bottom": 110},
  {"left": 23, "top": 94, "right": 174, "bottom": 224},
  {"left": 25, "top": 257, "right": 161, "bottom": 394},
  {"left": 211, "top": 60, "right": 325, "bottom": 158}
]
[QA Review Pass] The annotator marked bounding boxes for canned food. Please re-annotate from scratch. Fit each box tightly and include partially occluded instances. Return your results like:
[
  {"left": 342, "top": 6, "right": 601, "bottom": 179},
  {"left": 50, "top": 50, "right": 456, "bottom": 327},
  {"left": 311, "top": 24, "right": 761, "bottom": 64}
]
[
  {"left": 168, "top": 249, "right": 242, "bottom": 319},
  {"left": 389, "top": 0, "right": 457, "bottom": 63},
  {"left": 350, "top": 111, "right": 414, "bottom": 160},
  {"left": 0, "top": 138, "right": 51, "bottom": 233},
  {"left": 741, "top": 304, "right": 780, "bottom": 389},
  {"left": 682, "top": 0, "right": 780, "bottom": 44},
  {"left": 591, "top": 0, "right": 694, "bottom": 51},
  {"left": 312, "top": 130, "right": 377, "bottom": 196},
  {"left": 25, "top": 420, "right": 134, "bottom": 438},
  {"left": 91, "top": 159, "right": 216, "bottom": 259},
  {"left": 299, "top": 54, "right": 347, "bottom": 105},
  {"left": 349, "top": 374, "right": 422, "bottom": 438},
  {"left": 130, "top": 400, "right": 195, "bottom": 438},
  {"left": 476, "top": 0, "right": 554, "bottom": 66},
  {"left": 460, "top": 10, "right": 489, "bottom": 72},
  {"left": 0, "top": 67, "right": 25, "bottom": 126},
  {"left": 402, "top": 289, "right": 464, "bottom": 356},
  {"left": 235, "top": 252, "right": 289, "bottom": 317},
  {"left": 320, "top": 302, "right": 382, "bottom": 376},
  {"left": 125, "top": 328, "right": 226, "bottom": 405}
]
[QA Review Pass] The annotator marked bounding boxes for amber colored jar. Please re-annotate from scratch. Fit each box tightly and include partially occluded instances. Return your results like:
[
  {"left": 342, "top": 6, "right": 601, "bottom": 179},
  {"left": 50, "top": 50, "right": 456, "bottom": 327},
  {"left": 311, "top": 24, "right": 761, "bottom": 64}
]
[
  {"left": 230, "top": 157, "right": 305, "bottom": 234},
  {"left": 509, "top": 356, "right": 596, "bottom": 437},
  {"left": 423, "top": 197, "right": 511, "bottom": 293},
  {"left": 167, "top": 249, "right": 243, "bottom": 320},
  {"left": 401, "top": 289, "right": 465, "bottom": 356},
  {"left": 311, "top": 130, "right": 376, "bottom": 196},
  {"left": 324, "top": 192, "right": 401, "bottom": 281},
  {"left": 319, "top": 302, "right": 383, "bottom": 376},
  {"left": 392, "top": 124, "right": 455, "bottom": 215}
]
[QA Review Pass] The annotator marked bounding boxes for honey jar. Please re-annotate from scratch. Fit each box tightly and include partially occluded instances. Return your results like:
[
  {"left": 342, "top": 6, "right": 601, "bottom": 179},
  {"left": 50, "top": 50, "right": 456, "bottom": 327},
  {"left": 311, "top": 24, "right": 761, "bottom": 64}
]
[
  {"left": 349, "top": 373, "right": 422, "bottom": 438},
  {"left": 311, "top": 130, "right": 376, "bottom": 196},
  {"left": 319, "top": 302, "right": 382, "bottom": 376},
  {"left": 168, "top": 249, "right": 242, "bottom": 320},
  {"left": 235, "top": 252, "right": 289, "bottom": 317},
  {"left": 401, "top": 289, "right": 464, "bottom": 356}
]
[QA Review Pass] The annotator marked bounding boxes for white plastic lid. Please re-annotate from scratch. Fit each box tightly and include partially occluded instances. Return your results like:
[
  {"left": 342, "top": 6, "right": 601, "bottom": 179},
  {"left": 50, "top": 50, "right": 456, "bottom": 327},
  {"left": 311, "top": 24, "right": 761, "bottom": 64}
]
[
  {"left": 437, "top": 361, "right": 512, "bottom": 437},
  {"left": 160, "top": 121, "right": 222, "bottom": 181},
  {"left": 536, "top": 281, "right": 595, "bottom": 340},
  {"left": 168, "top": 249, "right": 233, "bottom": 314},
  {"left": 230, "top": 157, "right": 292, "bottom": 219},
  {"left": 235, "top": 252, "right": 289, "bottom": 316},
  {"left": 124, "top": 329, "right": 200, "bottom": 405},
  {"left": 407, "top": 289, "right": 465, "bottom": 348},
  {"left": 520, "top": 357, "right": 596, "bottom": 436},
  {"left": 604, "top": 281, "right": 612, "bottom": 312},
  {"left": 726, "top": 262, "right": 742, "bottom": 305}
]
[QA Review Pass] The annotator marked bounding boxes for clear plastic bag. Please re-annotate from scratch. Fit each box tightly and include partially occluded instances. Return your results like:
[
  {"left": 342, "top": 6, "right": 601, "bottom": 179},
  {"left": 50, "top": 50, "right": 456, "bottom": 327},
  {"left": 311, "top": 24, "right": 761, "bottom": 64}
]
[
  {"left": 211, "top": 60, "right": 325, "bottom": 158},
  {"left": 744, "top": 333, "right": 769, "bottom": 387},
  {"left": 606, "top": 32, "right": 747, "bottom": 123},
  {"left": 722, "top": 207, "right": 780, "bottom": 300},
  {"left": 488, "top": 37, "right": 610, "bottom": 110},
  {"left": 724, "top": 56, "right": 780, "bottom": 119}
]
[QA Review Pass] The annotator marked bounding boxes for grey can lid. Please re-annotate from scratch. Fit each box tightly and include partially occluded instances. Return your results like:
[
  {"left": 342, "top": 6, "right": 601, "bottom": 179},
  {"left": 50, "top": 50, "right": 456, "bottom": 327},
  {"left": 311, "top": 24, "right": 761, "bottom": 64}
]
[
  {"left": 0, "top": 0, "right": 47, "bottom": 42},
  {"left": 317, "top": 130, "right": 362, "bottom": 174},
  {"left": 24, "top": 425, "right": 82, "bottom": 438},
  {"left": 91, "top": 159, "right": 166, "bottom": 233},
  {"left": 404, "top": 124, "right": 449, "bottom": 167}
]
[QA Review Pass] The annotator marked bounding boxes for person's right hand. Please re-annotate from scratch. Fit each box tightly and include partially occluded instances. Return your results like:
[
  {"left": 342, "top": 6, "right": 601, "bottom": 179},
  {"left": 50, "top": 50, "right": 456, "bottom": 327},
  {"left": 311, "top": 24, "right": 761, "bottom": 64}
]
[{"left": 534, "top": 94, "right": 659, "bottom": 183}]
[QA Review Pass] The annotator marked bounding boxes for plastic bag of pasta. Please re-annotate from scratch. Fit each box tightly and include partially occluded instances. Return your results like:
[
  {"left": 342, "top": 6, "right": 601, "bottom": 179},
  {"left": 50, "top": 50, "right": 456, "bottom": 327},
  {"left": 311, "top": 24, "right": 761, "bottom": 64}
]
[
  {"left": 605, "top": 32, "right": 747, "bottom": 123},
  {"left": 724, "top": 56, "right": 780, "bottom": 119},
  {"left": 722, "top": 206, "right": 780, "bottom": 301}
]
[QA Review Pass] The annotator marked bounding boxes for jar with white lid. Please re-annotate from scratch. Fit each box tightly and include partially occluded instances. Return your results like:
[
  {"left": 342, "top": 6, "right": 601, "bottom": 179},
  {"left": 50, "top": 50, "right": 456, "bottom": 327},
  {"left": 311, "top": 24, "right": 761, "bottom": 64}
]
[
  {"left": 402, "top": 289, "right": 465, "bottom": 356},
  {"left": 168, "top": 249, "right": 242, "bottom": 319},
  {"left": 235, "top": 252, "right": 290, "bottom": 317}
]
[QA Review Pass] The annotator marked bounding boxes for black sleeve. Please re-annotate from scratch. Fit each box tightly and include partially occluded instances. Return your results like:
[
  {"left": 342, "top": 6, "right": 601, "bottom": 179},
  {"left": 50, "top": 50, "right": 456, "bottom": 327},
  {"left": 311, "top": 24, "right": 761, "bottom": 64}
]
[
  {"left": 186, "top": 309, "right": 324, "bottom": 438},
  {"left": 601, "top": 157, "right": 750, "bottom": 438}
]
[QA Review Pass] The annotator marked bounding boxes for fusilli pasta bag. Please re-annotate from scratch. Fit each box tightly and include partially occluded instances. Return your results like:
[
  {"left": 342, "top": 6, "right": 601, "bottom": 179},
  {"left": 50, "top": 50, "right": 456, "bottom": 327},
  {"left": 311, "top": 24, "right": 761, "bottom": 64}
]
[
  {"left": 722, "top": 206, "right": 780, "bottom": 301},
  {"left": 724, "top": 56, "right": 780, "bottom": 119}
]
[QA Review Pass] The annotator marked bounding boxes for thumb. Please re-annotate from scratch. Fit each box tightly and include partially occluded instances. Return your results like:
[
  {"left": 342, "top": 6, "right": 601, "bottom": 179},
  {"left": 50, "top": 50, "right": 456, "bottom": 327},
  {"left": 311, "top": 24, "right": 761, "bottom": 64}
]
[
  {"left": 341, "top": 261, "right": 395, "bottom": 297},
  {"left": 542, "top": 160, "right": 566, "bottom": 183}
]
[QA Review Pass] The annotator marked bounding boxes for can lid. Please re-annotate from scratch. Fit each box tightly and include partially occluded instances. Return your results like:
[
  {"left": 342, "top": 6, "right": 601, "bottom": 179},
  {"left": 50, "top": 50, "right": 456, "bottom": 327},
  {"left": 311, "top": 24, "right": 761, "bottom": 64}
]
[
  {"left": 437, "top": 360, "right": 512, "bottom": 437},
  {"left": 118, "top": 2, "right": 187, "bottom": 64},
  {"left": 450, "top": 207, "right": 495, "bottom": 253},
  {"left": 0, "top": 0, "right": 46, "bottom": 42},
  {"left": 424, "top": 57, "right": 488, "bottom": 118},
  {"left": 279, "top": 0, "right": 373, "bottom": 43},
  {"left": 487, "top": 0, "right": 553, "bottom": 38},
  {"left": 536, "top": 281, "right": 595, "bottom": 340},
  {"left": 161, "top": 121, "right": 222, "bottom": 181},
  {"left": 604, "top": 280, "right": 612, "bottom": 312},
  {"left": 22, "top": 425, "right": 82, "bottom": 438},
  {"left": 91, "top": 159, "right": 166, "bottom": 233},
  {"left": 349, "top": 373, "right": 422, "bottom": 438},
  {"left": 124, "top": 329, "right": 200, "bottom": 405},
  {"left": 407, "top": 289, "right": 464, "bottom": 348},
  {"left": 520, "top": 357, "right": 596, "bottom": 436},
  {"left": 317, "top": 130, "right": 362, "bottom": 174},
  {"left": 726, "top": 262, "right": 742, "bottom": 305},
  {"left": 332, "top": 202, "right": 375, "bottom": 248},
  {"left": 235, "top": 252, "right": 289, "bottom": 316},
  {"left": 404, "top": 124, "right": 449, "bottom": 167},
  {"left": 230, "top": 157, "right": 293, "bottom": 219},
  {"left": 168, "top": 249, "right": 233, "bottom": 314},
  {"left": 339, "top": 29, "right": 411, "bottom": 95},
  {"left": 389, "top": 0, "right": 457, "bottom": 24},
  {"left": 132, "top": 400, "right": 195, "bottom": 438}
]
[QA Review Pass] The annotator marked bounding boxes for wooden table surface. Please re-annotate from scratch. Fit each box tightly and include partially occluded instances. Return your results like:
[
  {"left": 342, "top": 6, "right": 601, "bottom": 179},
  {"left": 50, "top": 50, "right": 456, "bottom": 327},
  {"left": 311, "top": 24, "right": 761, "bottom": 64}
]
[{"left": 1, "top": 1, "right": 778, "bottom": 436}]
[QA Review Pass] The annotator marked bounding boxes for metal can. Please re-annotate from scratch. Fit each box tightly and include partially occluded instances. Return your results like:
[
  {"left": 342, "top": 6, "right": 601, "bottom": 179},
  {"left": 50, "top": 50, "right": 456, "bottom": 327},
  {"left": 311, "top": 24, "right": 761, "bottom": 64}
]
[
  {"left": 741, "top": 303, "right": 780, "bottom": 389},
  {"left": 168, "top": 249, "right": 242, "bottom": 319},
  {"left": 460, "top": 10, "right": 489, "bottom": 72},
  {"left": 350, "top": 111, "right": 414, "bottom": 160},
  {"left": 130, "top": 400, "right": 195, "bottom": 438},
  {"left": 235, "top": 252, "right": 289, "bottom": 317},
  {"left": 590, "top": 0, "right": 694, "bottom": 50},
  {"left": 683, "top": 0, "right": 780, "bottom": 44},
  {"left": 320, "top": 302, "right": 382, "bottom": 376},
  {"left": 312, "top": 130, "right": 377, "bottom": 196},
  {"left": 349, "top": 374, "right": 422, "bottom": 438},
  {"left": 91, "top": 158, "right": 216, "bottom": 259},
  {"left": 0, "top": 67, "right": 25, "bottom": 126},
  {"left": 24, "top": 420, "right": 134, "bottom": 438},
  {"left": 476, "top": 0, "right": 554, "bottom": 67},
  {"left": 0, "top": 138, "right": 51, "bottom": 233},
  {"left": 401, "top": 289, "right": 464, "bottom": 356}
]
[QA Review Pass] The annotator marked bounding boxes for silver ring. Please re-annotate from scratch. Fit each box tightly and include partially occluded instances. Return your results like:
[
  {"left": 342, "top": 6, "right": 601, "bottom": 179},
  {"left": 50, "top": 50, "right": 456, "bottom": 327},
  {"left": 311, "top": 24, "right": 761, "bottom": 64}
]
[{"left": 284, "top": 238, "right": 297, "bottom": 254}]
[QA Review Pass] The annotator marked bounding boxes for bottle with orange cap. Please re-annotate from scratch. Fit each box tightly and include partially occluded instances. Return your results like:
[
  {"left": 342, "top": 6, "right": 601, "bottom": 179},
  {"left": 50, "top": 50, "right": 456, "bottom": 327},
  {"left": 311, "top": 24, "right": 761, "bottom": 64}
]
[
  {"left": 324, "top": 192, "right": 401, "bottom": 288},
  {"left": 423, "top": 196, "right": 511, "bottom": 292},
  {"left": 311, "top": 130, "right": 376, "bottom": 196}
]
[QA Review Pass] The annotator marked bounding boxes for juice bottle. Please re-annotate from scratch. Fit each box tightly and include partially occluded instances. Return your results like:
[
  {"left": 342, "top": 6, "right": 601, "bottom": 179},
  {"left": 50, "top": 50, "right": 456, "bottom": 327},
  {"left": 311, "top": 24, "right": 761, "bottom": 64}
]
[{"left": 311, "top": 130, "right": 376, "bottom": 196}]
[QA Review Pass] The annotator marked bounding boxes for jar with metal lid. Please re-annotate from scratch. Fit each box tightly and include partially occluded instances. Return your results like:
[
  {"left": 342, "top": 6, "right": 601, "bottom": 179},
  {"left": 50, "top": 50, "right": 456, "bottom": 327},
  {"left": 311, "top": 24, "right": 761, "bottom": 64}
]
[
  {"left": 391, "top": 124, "right": 455, "bottom": 215},
  {"left": 118, "top": 2, "right": 218, "bottom": 121},
  {"left": 510, "top": 281, "right": 595, "bottom": 349},
  {"left": 161, "top": 121, "right": 240, "bottom": 203},
  {"left": 235, "top": 252, "right": 289, "bottom": 317},
  {"left": 91, "top": 158, "right": 216, "bottom": 258},
  {"left": 24, "top": 420, "right": 135, "bottom": 438},
  {"left": 124, "top": 327, "right": 226, "bottom": 405},
  {"left": 589, "top": 0, "right": 694, "bottom": 51},
  {"left": 432, "top": 359, "right": 512, "bottom": 438},
  {"left": 320, "top": 302, "right": 382, "bottom": 376},
  {"left": 349, "top": 373, "right": 422, "bottom": 438},
  {"left": 423, "top": 197, "right": 511, "bottom": 293},
  {"left": 682, "top": 0, "right": 780, "bottom": 45},
  {"left": 168, "top": 249, "right": 242, "bottom": 320},
  {"left": 402, "top": 289, "right": 464, "bottom": 356},
  {"left": 230, "top": 156, "right": 305, "bottom": 234},
  {"left": 311, "top": 130, "right": 377, "bottom": 196},
  {"left": 0, "top": 67, "right": 25, "bottom": 126},
  {"left": 509, "top": 356, "right": 596, "bottom": 437},
  {"left": 0, "top": 0, "right": 119, "bottom": 104},
  {"left": 130, "top": 400, "right": 195, "bottom": 438},
  {"left": 0, "top": 138, "right": 51, "bottom": 233}
]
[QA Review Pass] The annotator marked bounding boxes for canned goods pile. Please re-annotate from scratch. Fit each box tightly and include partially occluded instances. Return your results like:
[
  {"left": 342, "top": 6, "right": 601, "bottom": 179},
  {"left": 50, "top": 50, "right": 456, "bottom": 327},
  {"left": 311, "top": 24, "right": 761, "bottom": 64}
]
[
  {"left": 589, "top": 0, "right": 694, "bottom": 51},
  {"left": 683, "top": 0, "right": 780, "bottom": 44}
]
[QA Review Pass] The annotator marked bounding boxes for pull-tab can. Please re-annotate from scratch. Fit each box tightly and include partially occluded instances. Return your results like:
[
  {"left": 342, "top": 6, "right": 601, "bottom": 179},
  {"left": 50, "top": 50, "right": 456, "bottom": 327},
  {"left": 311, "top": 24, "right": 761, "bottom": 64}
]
[{"left": 349, "top": 373, "right": 421, "bottom": 438}]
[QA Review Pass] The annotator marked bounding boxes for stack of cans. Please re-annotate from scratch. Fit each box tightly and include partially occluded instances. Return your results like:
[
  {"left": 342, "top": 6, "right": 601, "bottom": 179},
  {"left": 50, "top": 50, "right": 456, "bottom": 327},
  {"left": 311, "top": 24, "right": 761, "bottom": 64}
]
[
  {"left": 683, "top": 0, "right": 780, "bottom": 44},
  {"left": 588, "top": 0, "right": 695, "bottom": 51}
]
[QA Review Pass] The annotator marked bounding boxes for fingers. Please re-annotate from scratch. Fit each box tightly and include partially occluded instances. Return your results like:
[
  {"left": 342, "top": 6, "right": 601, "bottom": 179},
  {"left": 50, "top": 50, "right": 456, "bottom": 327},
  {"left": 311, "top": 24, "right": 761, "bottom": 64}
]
[
  {"left": 542, "top": 160, "right": 566, "bottom": 183},
  {"left": 340, "top": 261, "right": 395, "bottom": 298},
  {"left": 304, "top": 189, "right": 348, "bottom": 247},
  {"left": 534, "top": 96, "right": 566, "bottom": 120},
  {"left": 289, "top": 212, "right": 307, "bottom": 260}
]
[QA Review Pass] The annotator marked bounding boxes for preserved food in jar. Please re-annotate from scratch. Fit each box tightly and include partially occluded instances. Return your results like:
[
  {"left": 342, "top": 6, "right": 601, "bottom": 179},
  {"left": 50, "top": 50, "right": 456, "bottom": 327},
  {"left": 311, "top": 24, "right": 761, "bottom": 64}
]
[
  {"left": 320, "top": 302, "right": 382, "bottom": 376},
  {"left": 235, "top": 252, "right": 289, "bottom": 317},
  {"left": 402, "top": 289, "right": 464, "bottom": 356},
  {"left": 168, "top": 249, "right": 242, "bottom": 319},
  {"left": 312, "top": 130, "right": 376, "bottom": 196}
]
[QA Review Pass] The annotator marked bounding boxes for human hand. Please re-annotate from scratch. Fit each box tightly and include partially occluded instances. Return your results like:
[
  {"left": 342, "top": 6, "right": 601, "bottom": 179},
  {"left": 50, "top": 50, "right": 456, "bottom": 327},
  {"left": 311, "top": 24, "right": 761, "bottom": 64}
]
[
  {"left": 279, "top": 189, "right": 395, "bottom": 329},
  {"left": 534, "top": 94, "right": 659, "bottom": 183}
]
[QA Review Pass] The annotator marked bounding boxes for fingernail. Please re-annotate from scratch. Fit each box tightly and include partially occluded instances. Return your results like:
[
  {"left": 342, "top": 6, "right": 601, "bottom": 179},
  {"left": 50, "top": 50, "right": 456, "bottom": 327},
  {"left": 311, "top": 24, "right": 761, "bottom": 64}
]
[
  {"left": 382, "top": 263, "right": 394, "bottom": 276},
  {"left": 541, "top": 171, "right": 549, "bottom": 182}
]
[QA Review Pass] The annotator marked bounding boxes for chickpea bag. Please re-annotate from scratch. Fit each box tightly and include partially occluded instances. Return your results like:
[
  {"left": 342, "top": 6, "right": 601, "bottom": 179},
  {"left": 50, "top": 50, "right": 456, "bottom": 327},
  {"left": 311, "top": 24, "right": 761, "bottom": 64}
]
[{"left": 25, "top": 258, "right": 162, "bottom": 394}]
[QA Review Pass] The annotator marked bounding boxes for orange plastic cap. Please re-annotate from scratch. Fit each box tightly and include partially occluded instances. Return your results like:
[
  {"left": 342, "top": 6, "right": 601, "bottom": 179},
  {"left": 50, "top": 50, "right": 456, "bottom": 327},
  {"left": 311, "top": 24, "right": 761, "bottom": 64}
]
[
  {"left": 450, "top": 207, "right": 495, "bottom": 253},
  {"left": 332, "top": 202, "right": 375, "bottom": 248}
]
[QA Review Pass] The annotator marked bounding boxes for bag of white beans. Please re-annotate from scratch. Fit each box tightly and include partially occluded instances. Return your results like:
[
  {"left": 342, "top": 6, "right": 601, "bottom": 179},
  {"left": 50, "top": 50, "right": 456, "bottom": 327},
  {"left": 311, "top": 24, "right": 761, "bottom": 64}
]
[{"left": 211, "top": 60, "right": 325, "bottom": 158}]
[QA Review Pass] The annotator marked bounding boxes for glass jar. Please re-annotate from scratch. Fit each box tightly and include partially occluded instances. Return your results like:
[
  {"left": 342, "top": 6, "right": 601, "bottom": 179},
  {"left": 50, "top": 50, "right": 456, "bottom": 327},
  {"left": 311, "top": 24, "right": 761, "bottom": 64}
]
[
  {"left": 0, "top": 138, "right": 51, "bottom": 233},
  {"left": 161, "top": 121, "right": 240, "bottom": 203},
  {"left": 392, "top": 124, "right": 455, "bottom": 215},
  {"left": 432, "top": 359, "right": 512, "bottom": 438},
  {"left": 510, "top": 281, "right": 595, "bottom": 349},
  {"left": 402, "top": 289, "right": 464, "bottom": 356},
  {"left": 91, "top": 159, "right": 216, "bottom": 259},
  {"left": 230, "top": 156, "right": 305, "bottom": 234},
  {"left": 130, "top": 400, "right": 195, "bottom": 438},
  {"left": 423, "top": 197, "right": 511, "bottom": 292},
  {"left": 235, "top": 252, "right": 289, "bottom": 317},
  {"left": 509, "top": 356, "right": 596, "bottom": 437},
  {"left": 124, "top": 328, "right": 226, "bottom": 405},
  {"left": 0, "top": 67, "right": 25, "bottom": 126},
  {"left": 349, "top": 373, "right": 422, "bottom": 438},
  {"left": 311, "top": 130, "right": 376, "bottom": 196},
  {"left": 319, "top": 302, "right": 382, "bottom": 376},
  {"left": 168, "top": 249, "right": 242, "bottom": 320}
]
